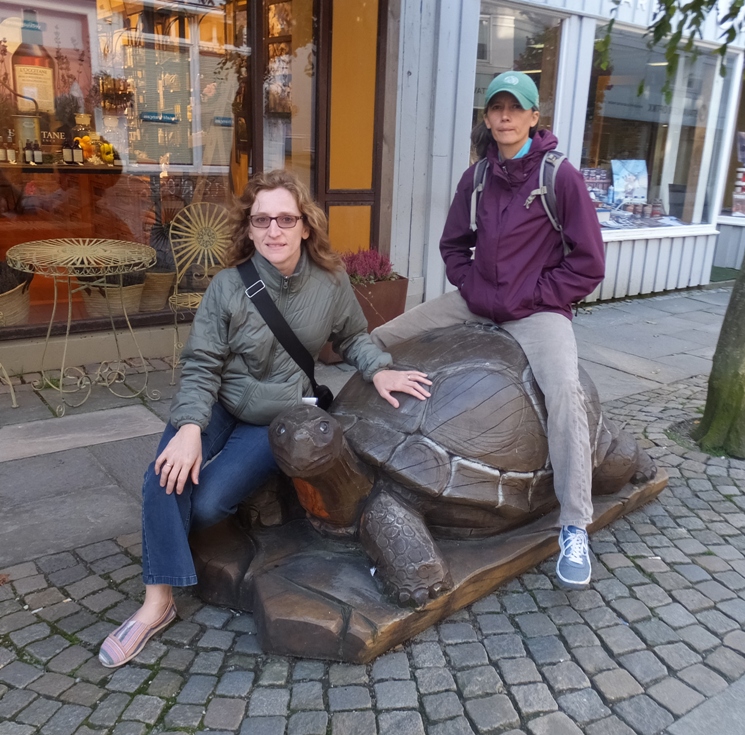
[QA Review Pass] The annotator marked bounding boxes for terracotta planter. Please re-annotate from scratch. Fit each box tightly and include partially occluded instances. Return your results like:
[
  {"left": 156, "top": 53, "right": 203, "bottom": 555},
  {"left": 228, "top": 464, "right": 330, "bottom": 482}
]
[{"left": 319, "top": 276, "right": 409, "bottom": 364}]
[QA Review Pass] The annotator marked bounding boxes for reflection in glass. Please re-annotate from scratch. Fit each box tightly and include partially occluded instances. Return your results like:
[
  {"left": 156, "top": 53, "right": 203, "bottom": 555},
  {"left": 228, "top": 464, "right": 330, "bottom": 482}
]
[
  {"left": 473, "top": 4, "right": 562, "bottom": 133},
  {"left": 582, "top": 27, "right": 728, "bottom": 226},
  {"left": 262, "top": 0, "right": 315, "bottom": 191}
]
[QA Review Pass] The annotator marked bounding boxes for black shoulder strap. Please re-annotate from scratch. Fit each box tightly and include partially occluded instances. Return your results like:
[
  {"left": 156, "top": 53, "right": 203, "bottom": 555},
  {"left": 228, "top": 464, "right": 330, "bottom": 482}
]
[{"left": 236, "top": 258, "right": 320, "bottom": 391}]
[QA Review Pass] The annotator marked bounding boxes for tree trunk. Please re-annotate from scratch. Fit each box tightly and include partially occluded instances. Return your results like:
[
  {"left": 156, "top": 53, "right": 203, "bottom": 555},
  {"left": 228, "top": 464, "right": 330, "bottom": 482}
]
[{"left": 692, "top": 266, "right": 745, "bottom": 458}]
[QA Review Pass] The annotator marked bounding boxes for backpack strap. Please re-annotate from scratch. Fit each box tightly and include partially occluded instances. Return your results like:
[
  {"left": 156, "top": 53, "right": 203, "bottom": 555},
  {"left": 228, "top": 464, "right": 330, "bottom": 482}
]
[
  {"left": 470, "top": 158, "right": 489, "bottom": 232},
  {"left": 524, "top": 150, "right": 570, "bottom": 254}
]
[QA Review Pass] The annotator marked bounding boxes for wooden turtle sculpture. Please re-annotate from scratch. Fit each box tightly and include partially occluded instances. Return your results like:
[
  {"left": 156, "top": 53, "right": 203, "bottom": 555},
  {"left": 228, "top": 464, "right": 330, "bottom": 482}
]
[{"left": 269, "top": 324, "right": 656, "bottom": 607}]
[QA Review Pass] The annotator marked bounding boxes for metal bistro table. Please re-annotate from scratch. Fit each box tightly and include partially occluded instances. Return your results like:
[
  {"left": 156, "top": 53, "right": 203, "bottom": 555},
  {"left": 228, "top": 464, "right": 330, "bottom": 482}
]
[{"left": 7, "top": 238, "right": 160, "bottom": 416}]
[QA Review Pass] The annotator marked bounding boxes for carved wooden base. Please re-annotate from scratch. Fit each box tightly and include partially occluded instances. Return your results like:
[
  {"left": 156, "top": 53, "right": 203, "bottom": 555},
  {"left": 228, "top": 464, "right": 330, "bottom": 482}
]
[{"left": 191, "top": 469, "right": 667, "bottom": 662}]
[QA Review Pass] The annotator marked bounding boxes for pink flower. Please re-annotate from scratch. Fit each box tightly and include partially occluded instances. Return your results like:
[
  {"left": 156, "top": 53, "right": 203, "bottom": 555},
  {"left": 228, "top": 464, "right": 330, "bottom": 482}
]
[{"left": 341, "top": 250, "right": 397, "bottom": 285}]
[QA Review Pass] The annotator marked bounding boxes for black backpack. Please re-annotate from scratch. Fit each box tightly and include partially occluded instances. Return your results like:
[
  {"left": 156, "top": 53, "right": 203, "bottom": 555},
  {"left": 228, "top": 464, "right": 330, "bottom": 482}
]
[{"left": 469, "top": 150, "right": 570, "bottom": 254}]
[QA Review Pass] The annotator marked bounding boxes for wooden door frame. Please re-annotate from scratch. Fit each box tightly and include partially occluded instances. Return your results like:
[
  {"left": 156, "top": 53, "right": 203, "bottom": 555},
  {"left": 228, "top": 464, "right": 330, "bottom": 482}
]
[{"left": 314, "top": 0, "right": 389, "bottom": 251}]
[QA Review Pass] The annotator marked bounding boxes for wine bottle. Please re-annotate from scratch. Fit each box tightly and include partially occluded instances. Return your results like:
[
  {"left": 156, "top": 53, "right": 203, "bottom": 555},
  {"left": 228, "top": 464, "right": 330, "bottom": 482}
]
[
  {"left": 24, "top": 139, "right": 33, "bottom": 163},
  {"left": 62, "top": 137, "right": 73, "bottom": 164},
  {"left": 0, "top": 138, "right": 6, "bottom": 163},
  {"left": 32, "top": 140, "right": 42, "bottom": 163},
  {"left": 6, "top": 140, "right": 17, "bottom": 164},
  {"left": 12, "top": 9, "right": 56, "bottom": 115},
  {"left": 72, "top": 138, "right": 84, "bottom": 164}
]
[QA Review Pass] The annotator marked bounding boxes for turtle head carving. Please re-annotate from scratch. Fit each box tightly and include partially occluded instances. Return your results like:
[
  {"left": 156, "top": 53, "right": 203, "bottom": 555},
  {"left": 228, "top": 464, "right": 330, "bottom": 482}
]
[{"left": 270, "top": 405, "right": 344, "bottom": 478}]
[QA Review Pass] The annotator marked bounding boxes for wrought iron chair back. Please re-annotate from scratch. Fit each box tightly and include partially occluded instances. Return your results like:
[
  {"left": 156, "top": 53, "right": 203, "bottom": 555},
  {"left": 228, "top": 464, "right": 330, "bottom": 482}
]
[{"left": 167, "top": 202, "right": 232, "bottom": 382}]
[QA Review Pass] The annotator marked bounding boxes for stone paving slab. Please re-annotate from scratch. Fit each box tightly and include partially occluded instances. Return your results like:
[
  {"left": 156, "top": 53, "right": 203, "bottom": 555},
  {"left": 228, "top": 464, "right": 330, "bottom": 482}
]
[
  {"left": 0, "top": 481, "right": 141, "bottom": 568},
  {"left": 0, "top": 405, "right": 164, "bottom": 463},
  {"left": 665, "top": 673, "right": 745, "bottom": 734}
]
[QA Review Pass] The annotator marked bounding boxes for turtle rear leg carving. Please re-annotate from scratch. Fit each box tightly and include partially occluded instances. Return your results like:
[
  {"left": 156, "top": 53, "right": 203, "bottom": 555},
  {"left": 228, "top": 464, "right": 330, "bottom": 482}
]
[{"left": 360, "top": 490, "right": 453, "bottom": 607}]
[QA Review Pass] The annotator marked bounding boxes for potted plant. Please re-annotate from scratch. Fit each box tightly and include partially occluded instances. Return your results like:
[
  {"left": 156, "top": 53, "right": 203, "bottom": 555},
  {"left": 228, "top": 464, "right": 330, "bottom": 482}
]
[{"left": 319, "top": 250, "right": 408, "bottom": 364}]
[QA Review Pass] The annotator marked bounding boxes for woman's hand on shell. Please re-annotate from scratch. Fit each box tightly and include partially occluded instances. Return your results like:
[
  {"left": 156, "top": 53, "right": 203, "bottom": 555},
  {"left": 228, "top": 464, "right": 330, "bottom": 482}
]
[
  {"left": 154, "top": 424, "right": 202, "bottom": 495},
  {"left": 373, "top": 369, "right": 432, "bottom": 409}
]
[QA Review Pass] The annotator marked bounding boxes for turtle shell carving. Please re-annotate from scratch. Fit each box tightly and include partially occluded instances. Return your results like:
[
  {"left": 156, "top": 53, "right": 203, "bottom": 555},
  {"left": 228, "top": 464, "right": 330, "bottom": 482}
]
[
  {"left": 329, "top": 323, "right": 609, "bottom": 533},
  {"left": 269, "top": 323, "right": 654, "bottom": 605}
]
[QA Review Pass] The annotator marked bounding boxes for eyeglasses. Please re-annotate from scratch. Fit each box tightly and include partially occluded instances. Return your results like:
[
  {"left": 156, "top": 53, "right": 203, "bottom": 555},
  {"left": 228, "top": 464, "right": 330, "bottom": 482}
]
[{"left": 249, "top": 214, "right": 303, "bottom": 229}]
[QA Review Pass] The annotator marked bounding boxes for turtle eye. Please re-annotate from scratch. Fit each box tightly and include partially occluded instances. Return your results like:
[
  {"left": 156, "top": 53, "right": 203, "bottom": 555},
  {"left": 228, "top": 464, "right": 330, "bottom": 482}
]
[
  {"left": 319, "top": 421, "right": 329, "bottom": 434},
  {"left": 276, "top": 423, "right": 286, "bottom": 436}
]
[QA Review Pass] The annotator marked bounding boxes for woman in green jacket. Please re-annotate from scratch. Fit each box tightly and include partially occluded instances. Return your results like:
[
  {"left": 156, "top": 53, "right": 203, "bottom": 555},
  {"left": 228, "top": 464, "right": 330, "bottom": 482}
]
[{"left": 99, "top": 169, "right": 431, "bottom": 668}]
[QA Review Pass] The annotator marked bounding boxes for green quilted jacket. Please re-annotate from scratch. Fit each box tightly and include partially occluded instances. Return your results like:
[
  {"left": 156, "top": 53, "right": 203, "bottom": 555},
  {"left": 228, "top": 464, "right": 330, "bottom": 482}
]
[{"left": 170, "top": 249, "right": 392, "bottom": 429}]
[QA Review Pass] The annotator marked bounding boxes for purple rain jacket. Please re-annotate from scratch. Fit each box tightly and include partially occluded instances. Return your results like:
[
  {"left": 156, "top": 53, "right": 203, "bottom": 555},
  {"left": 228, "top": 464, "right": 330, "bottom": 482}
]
[{"left": 440, "top": 129, "right": 605, "bottom": 324}]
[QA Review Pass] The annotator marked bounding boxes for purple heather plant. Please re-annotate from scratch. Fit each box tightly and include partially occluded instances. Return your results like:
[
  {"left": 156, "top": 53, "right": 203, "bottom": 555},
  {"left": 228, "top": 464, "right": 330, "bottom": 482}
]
[{"left": 341, "top": 250, "right": 398, "bottom": 285}]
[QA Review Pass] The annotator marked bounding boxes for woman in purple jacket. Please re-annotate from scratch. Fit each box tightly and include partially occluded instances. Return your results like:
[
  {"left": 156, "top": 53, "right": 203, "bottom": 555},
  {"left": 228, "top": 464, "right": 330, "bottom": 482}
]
[{"left": 373, "top": 71, "right": 605, "bottom": 589}]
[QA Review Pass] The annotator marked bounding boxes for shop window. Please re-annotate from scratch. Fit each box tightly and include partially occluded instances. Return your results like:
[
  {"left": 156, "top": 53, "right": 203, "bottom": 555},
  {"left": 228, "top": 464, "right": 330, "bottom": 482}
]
[
  {"left": 581, "top": 27, "right": 730, "bottom": 230},
  {"left": 719, "top": 75, "right": 745, "bottom": 218},
  {"left": 473, "top": 4, "right": 562, "bottom": 135},
  {"left": 0, "top": 0, "right": 320, "bottom": 336}
]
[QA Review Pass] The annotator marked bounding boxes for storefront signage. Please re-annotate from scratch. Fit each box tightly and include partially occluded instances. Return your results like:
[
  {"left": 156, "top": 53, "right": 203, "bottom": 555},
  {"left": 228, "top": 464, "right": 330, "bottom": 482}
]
[
  {"left": 602, "top": 92, "right": 706, "bottom": 126},
  {"left": 139, "top": 112, "right": 180, "bottom": 124}
]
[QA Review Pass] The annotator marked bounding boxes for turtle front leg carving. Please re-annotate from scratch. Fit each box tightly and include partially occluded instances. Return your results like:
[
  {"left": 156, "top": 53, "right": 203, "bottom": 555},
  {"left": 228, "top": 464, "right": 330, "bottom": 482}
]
[{"left": 360, "top": 489, "right": 453, "bottom": 607}]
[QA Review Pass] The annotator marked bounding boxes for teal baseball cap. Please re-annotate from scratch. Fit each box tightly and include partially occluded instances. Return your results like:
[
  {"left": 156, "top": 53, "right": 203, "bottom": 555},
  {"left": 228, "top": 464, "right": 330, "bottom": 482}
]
[{"left": 484, "top": 71, "right": 539, "bottom": 110}]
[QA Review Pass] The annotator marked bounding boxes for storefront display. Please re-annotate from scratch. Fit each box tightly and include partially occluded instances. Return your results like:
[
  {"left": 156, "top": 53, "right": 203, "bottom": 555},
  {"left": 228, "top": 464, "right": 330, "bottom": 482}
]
[
  {"left": 580, "top": 26, "right": 732, "bottom": 231},
  {"left": 0, "top": 0, "right": 243, "bottom": 335}
]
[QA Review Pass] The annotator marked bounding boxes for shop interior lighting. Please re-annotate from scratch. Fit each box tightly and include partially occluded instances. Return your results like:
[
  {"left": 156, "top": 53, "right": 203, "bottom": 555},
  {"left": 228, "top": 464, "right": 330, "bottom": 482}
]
[{"left": 647, "top": 62, "right": 668, "bottom": 66}]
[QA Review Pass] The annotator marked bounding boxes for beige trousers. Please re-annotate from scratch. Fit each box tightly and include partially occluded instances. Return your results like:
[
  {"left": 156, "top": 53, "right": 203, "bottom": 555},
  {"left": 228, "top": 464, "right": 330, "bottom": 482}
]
[{"left": 371, "top": 290, "right": 593, "bottom": 528}]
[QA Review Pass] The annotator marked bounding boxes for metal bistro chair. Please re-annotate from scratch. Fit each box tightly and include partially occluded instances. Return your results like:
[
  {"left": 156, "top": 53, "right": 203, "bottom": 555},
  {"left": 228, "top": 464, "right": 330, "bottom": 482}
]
[{"left": 168, "top": 202, "right": 231, "bottom": 383}]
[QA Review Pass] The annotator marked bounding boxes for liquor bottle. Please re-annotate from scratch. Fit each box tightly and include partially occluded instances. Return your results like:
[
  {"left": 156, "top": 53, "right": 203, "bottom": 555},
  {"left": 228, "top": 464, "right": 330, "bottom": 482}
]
[
  {"left": 24, "top": 139, "right": 33, "bottom": 163},
  {"left": 62, "top": 137, "right": 73, "bottom": 164},
  {"left": 6, "top": 140, "right": 17, "bottom": 163},
  {"left": 72, "top": 138, "right": 84, "bottom": 164},
  {"left": 32, "top": 140, "right": 42, "bottom": 163},
  {"left": 12, "top": 9, "right": 56, "bottom": 115},
  {"left": 0, "top": 138, "right": 6, "bottom": 163}
]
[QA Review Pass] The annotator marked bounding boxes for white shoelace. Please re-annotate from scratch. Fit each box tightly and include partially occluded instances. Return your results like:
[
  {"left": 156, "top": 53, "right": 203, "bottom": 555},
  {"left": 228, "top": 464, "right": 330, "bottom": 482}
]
[{"left": 562, "top": 528, "right": 588, "bottom": 565}]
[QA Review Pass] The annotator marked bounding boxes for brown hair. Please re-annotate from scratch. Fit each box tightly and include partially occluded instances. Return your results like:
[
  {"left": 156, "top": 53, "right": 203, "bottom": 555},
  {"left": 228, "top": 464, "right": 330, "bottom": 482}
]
[{"left": 226, "top": 169, "right": 343, "bottom": 273}]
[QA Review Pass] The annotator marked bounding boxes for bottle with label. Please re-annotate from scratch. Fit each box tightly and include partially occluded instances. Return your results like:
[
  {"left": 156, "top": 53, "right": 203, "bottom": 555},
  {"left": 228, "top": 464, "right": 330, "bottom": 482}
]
[
  {"left": 24, "top": 139, "right": 33, "bottom": 163},
  {"left": 32, "top": 140, "right": 42, "bottom": 163},
  {"left": 62, "top": 137, "right": 73, "bottom": 164},
  {"left": 12, "top": 9, "right": 56, "bottom": 115},
  {"left": 6, "top": 140, "right": 17, "bottom": 164},
  {"left": 0, "top": 139, "right": 6, "bottom": 163},
  {"left": 72, "top": 138, "right": 84, "bottom": 164}
]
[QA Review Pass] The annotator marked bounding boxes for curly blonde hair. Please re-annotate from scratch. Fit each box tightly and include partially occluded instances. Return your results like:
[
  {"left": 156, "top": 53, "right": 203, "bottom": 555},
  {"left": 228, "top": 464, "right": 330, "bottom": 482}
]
[{"left": 226, "top": 170, "right": 343, "bottom": 273}]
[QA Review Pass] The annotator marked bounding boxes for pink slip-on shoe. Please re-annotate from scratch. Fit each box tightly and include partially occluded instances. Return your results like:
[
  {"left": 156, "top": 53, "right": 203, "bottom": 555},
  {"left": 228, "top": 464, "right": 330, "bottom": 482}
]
[{"left": 99, "top": 602, "right": 177, "bottom": 668}]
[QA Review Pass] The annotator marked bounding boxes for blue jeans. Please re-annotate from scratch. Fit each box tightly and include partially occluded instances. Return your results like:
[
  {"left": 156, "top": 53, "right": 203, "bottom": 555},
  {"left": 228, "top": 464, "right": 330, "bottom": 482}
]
[{"left": 141, "top": 402, "right": 279, "bottom": 586}]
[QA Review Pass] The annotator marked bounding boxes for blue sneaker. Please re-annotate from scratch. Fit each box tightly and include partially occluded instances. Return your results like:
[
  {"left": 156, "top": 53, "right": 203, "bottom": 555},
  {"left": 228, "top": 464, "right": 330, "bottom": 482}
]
[{"left": 556, "top": 526, "right": 591, "bottom": 589}]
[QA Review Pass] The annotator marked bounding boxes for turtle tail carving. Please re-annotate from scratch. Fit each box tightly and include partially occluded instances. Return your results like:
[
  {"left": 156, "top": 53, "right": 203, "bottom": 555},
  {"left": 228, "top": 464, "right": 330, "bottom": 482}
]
[{"left": 360, "top": 489, "right": 453, "bottom": 607}]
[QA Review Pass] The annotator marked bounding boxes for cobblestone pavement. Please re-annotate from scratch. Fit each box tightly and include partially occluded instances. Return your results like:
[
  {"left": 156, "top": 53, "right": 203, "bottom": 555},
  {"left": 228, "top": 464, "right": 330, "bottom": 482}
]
[{"left": 2, "top": 372, "right": 745, "bottom": 735}]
